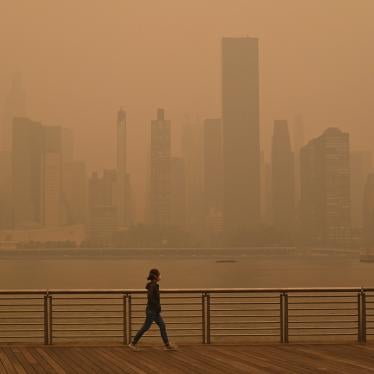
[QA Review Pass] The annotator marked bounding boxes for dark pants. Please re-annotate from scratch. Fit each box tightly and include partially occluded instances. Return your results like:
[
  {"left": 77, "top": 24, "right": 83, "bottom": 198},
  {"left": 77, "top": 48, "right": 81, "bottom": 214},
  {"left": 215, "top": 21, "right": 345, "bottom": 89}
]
[{"left": 132, "top": 309, "right": 169, "bottom": 345}]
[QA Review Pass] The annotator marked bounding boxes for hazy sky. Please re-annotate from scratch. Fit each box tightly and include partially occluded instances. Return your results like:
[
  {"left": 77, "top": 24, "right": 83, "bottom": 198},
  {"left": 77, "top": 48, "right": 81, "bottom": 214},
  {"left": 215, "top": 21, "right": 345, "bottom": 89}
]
[{"left": 1, "top": 0, "right": 374, "bottom": 218}]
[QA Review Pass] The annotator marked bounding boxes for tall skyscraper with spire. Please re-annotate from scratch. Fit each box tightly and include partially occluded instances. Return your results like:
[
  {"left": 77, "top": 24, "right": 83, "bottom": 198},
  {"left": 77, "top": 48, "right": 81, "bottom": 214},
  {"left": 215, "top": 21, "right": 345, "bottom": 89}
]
[
  {"left": 222, "top": 37, "right": 260, "bottom": 234},
  {"left": 271, "top": 120, "right": 295, "bottom": 235},
  {"left": 148, "top": 109, "right": 171, "bottom": 226},
  {"left": 117, "top": 107, "right": 128, "bottom": 227}
]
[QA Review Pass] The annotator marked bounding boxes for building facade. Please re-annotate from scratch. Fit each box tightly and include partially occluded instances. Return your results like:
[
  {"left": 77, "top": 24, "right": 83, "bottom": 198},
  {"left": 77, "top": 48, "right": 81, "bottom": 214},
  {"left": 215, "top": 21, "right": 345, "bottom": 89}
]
[
  {"left": 271, "top": 120, "right": 295, "bottom": 235},
  {"left": 300, "top": 128, "right": 351, "bottom": 246},
  {"left": 222, "top": 37, "right": 260, "bottom": 234}
]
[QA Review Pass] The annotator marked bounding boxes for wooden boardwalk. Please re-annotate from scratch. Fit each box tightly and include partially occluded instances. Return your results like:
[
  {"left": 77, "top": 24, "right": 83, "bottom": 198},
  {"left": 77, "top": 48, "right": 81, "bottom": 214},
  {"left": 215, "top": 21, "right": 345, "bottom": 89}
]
[{"left": 0, "top": 344, "right": 374, "bottom": 373}]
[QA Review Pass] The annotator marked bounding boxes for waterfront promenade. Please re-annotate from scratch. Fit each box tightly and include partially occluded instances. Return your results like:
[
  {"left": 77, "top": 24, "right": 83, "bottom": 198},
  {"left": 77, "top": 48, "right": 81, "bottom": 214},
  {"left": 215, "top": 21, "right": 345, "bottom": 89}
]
[
  {"left": 1, "top": 344, "right": 374, "bottom": 373},
  {"left": 1, "top": 287, "right": 374, "bottom": 372}
]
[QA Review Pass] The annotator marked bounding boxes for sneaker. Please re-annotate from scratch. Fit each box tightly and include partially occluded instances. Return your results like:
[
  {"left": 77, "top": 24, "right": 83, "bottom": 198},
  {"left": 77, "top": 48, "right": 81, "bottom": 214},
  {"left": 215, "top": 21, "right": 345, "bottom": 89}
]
[
  {"left": 128, "top": 343, "right": 140, "bottom": 351},
  {"left": 164, "top": 342, "right": 178, "bottom": 351}
]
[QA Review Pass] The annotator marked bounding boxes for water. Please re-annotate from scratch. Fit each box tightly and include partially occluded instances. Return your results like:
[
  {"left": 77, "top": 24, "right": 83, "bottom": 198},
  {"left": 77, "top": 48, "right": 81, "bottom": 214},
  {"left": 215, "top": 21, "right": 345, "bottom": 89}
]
[{"left": 0, "top": 251, "right": 373, "bottom": 290}]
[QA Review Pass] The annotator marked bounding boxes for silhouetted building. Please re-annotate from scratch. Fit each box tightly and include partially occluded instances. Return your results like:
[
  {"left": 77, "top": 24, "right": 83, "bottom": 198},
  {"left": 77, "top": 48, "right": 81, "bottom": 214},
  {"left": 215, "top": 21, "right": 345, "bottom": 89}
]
[
  {"left": 42, "top": 126, "right": 63, "bottom": 227},
  {"left": 363, "top": 173, "right": 374, "bottom": 247},
  {"left": 0, "top": 151, "right": 12, "bottom": 229},
  {"left": 1, "top": 75, "right": 26, "bottom": 229},
  {"left": 292, "top": 115, "right": 305, "bottom": 218},
  {"left": 62, "top": 128, "right": 74, "bottom": 162},
  {"left": 116, "top": 107, "right": 129, "bottom": 227},
  {"left": 260, "top": 152, "right": 272, "bottom": 224},
  {"left": 271, "top": 120, "right": 295, "bottom": 235},
  {"left": 148, "top": 109, "right": 171, "bottom": 225},
  {"left": 182, "top": 116, "right": 204, "bottom": 237},
  {"left": 350, "top": 151, "right": 372, "bottom": 230},
  {"left": 222, "top": 37, "right": 260, "bottom": 233},
  {"left": 12, "top": 118, "right": 44, "bottom": 228},
  {"left": 203, "top": 118, "right": 223, "bottom": 233},
  {"left": 300, "top": 128, "right": 351, "bottom": 246},
  {"left": 88, "top": 170, "right": 117, "bottom": 245},
  {"left": 62, "top": 161, "right": 88, "bottom": 225},
  {"left": 2, "top": 74, "right": 26, "bottom": 152},
  {"left": 170, "top": 157, "right": 186, "bottom": 229}
]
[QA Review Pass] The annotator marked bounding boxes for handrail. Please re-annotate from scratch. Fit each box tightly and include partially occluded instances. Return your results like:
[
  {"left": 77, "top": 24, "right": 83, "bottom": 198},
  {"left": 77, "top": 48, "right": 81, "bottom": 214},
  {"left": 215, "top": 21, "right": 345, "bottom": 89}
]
[
  {"left": 0, "top": 287, "right": 367, "bottom": 295},
  {"left": 0, "top": 287, "right": 374, "bottom": 345}
]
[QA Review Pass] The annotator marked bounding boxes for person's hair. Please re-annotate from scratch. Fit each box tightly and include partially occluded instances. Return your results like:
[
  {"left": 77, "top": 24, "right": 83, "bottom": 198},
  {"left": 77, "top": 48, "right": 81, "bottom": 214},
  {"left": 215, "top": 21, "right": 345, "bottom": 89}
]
[{"left": 147, "top": 268, "right": 160, "bottom": 281}]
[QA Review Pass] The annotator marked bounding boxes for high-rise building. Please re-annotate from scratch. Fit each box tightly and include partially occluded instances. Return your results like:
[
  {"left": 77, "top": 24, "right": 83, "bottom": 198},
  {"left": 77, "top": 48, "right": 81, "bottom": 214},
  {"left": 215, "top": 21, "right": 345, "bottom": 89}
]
[
  {"left": 1, "top": 75, "right": 26, "bottom": 228},
  {"left": 292, "top": 114, "right": 305, "bottom": 207},
  {"left": 62, "top": 128, "right": 74, "bottom": 163},
  {"left": 2, "top": 74, "right": 26, "bottom": 152},
  {"left": 271, "top": 120, "right": 295, "bottom": 234},
  {"left": 222, "top": 37, "right": 260, "bottom": 233},
  {"left": 116, "top": 107, "right": 128, "bottom": 227},
  {"left": 62, "top": 161, "right": 88, "bottom": 225},
  {"left": 260, "top": 152, "right": 272, "bottom": 224},
  {"left": 88, "top": 170, "right": 117, "bottom": 245},
  {"left": 148, "top": 109, "right": 171, "bottom": 226},
  {"left": 12, "top": 118, "right": 65, "bottom": 228},
  {"left": 0, "top": 151, "right": 12, "bottom": 229},
  {"left": 300, "top": 128, "right": 351, "bottom": 245},
  {"left": 182, "top": 116, "right": 204, "bottom": 237},
  {"left": 203, "top": 119, "right": 223, "bottom": 231},
  {"left": 363, "top": 173, "right": 374, "bottom": 247},
  {"left": 350, "top": 151, "right": 372, "bottom": 230},
  {"left": 170, "top": 157, "right": 186, "bottom": 229},
  {"left": 12, "top": 118, "right": 44, "bottom": 228},
  {"left": 42, "top": 126, "right": 63, "bottom": 227}
]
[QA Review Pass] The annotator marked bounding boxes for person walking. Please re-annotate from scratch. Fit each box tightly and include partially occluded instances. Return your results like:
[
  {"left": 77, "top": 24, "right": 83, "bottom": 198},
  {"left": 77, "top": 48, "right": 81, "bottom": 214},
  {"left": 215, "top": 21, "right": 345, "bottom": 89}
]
[{"left": 128, "top": 269, "right": 177, "bottom": 351}]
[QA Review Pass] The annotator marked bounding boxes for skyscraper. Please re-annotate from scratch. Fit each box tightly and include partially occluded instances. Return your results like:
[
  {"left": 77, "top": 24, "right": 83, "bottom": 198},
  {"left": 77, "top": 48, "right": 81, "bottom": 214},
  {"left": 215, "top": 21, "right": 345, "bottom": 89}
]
[
  {"left": 292, "top": 114, "right": 305, "bottom": 206},
  {"left": 260, "top": 151, "right": 272, "bottom": 224},
  {"left": 42, "top": 126, "right": 63, "bottom": 227},
  {"left": 2, "top": 74, "right": 26, "bottom": 152},
  {"left": 117, "top": 107, "right": 128, "bottom": 227},
  {"left": 182, "top": 116, "right": 204, "bottom": 237},
  {"left": 62, "top": 161, "right": 88, "bottom": 225},
  {"left": 300, "top": 128, "right": 351, "bottom": 246},
  {"left": 148, "top": 109, "right": 171, "bottom": 226},
  {"left": 88, "top": 170, "right": 117, "bottom": 246},
  {"left": 271, "top": 120, "right": 295, "bottom": 235},
  {"left": 203, "top": 118, "right": 223, "bottom": 231},
  {"left": 170, "top": 157, "right": 186, "bottom": 229},
  {"left": 12, "top": 118, "right": 65, "bottom": 228},
  {"left": 12, "top": 118, "right": 44, "bottom": 228},
  {"left": 222, "top": 37, "right": 260, "bottom": 233},
  {"left": 350, "top": 151, "right": 372, "bottom": 230},
  {"left": 363, "top": 173, "right": 374, "bottom": 247}
]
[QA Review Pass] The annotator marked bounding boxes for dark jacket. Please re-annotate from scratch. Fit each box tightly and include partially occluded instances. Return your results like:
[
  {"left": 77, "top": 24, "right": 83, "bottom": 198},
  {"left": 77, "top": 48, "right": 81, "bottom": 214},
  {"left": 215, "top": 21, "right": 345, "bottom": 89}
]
[{"left": 146, "top": 280, "right": 161, "bottom": 313}]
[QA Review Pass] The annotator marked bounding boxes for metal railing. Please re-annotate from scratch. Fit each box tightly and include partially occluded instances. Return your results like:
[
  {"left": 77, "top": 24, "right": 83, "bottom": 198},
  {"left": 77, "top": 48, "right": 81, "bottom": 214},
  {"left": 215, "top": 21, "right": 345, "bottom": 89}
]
[{"left": 0, "top": 287, "right": 372, "bottom": 344}]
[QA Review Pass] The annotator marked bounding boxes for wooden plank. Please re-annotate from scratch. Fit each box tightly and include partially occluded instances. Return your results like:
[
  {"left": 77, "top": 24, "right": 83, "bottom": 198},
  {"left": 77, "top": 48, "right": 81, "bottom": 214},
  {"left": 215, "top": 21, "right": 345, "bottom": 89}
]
[
  {"left": 0, "top": 344, "right": 374, "bottom": 373},
  {"left": 35, "top": 348, "right": 66, "bottom": 374},
  {"left": 0, "top": 349, "right": 16, "bottom": 374},
  {"left": 97, "top": 347, "right": 150, "bottom": 374},
  {"left": 4, "top": 349, "right": 32, "bottom": 374}
]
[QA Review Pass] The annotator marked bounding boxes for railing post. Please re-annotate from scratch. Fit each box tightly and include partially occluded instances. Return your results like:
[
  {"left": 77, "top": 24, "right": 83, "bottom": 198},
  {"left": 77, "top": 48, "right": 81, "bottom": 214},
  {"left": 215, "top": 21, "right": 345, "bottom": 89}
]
[
  {"left": 202, "top": 293, "right": 206, "bottom": 344},
  {"left": 128, "top": 294, "right": 132, "bottom": 344},
  {"left": 362, "top": 290, "right": 367, "bottom": 343},
  {"left": 123, "top": 293, "right": 128, "bottom": 345},
  {"left": 207, "top": 293, "right": 211, "bottom": 344},
  {"left": 280, "top": 293, "right": 284, "bottom": 343},
  {"left": 43, "top": 293, "right": 49, "bottom": 345},
  {"left": 48, "top": 295, "right": 53, "bottom": 345},
  {"left": 358, "top": 292, "right": 362, "bottom": 343},
  {"left": 284, "top": 292, "right": 289, "bottom": 343}
]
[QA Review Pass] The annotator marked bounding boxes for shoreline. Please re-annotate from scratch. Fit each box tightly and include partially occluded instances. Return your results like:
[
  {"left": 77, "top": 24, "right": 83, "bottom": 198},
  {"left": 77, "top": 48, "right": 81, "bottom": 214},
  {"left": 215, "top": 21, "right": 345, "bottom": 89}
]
[{"left": 0, "top": 246, "right": 360, "bottom": 259}]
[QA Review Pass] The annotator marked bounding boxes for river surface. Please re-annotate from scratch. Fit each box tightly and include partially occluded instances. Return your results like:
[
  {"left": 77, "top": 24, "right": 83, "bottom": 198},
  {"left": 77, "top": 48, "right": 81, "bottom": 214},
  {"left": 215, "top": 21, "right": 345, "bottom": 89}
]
[{"left": 0, "top": 250, "right": 373, "bottom": 290}]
